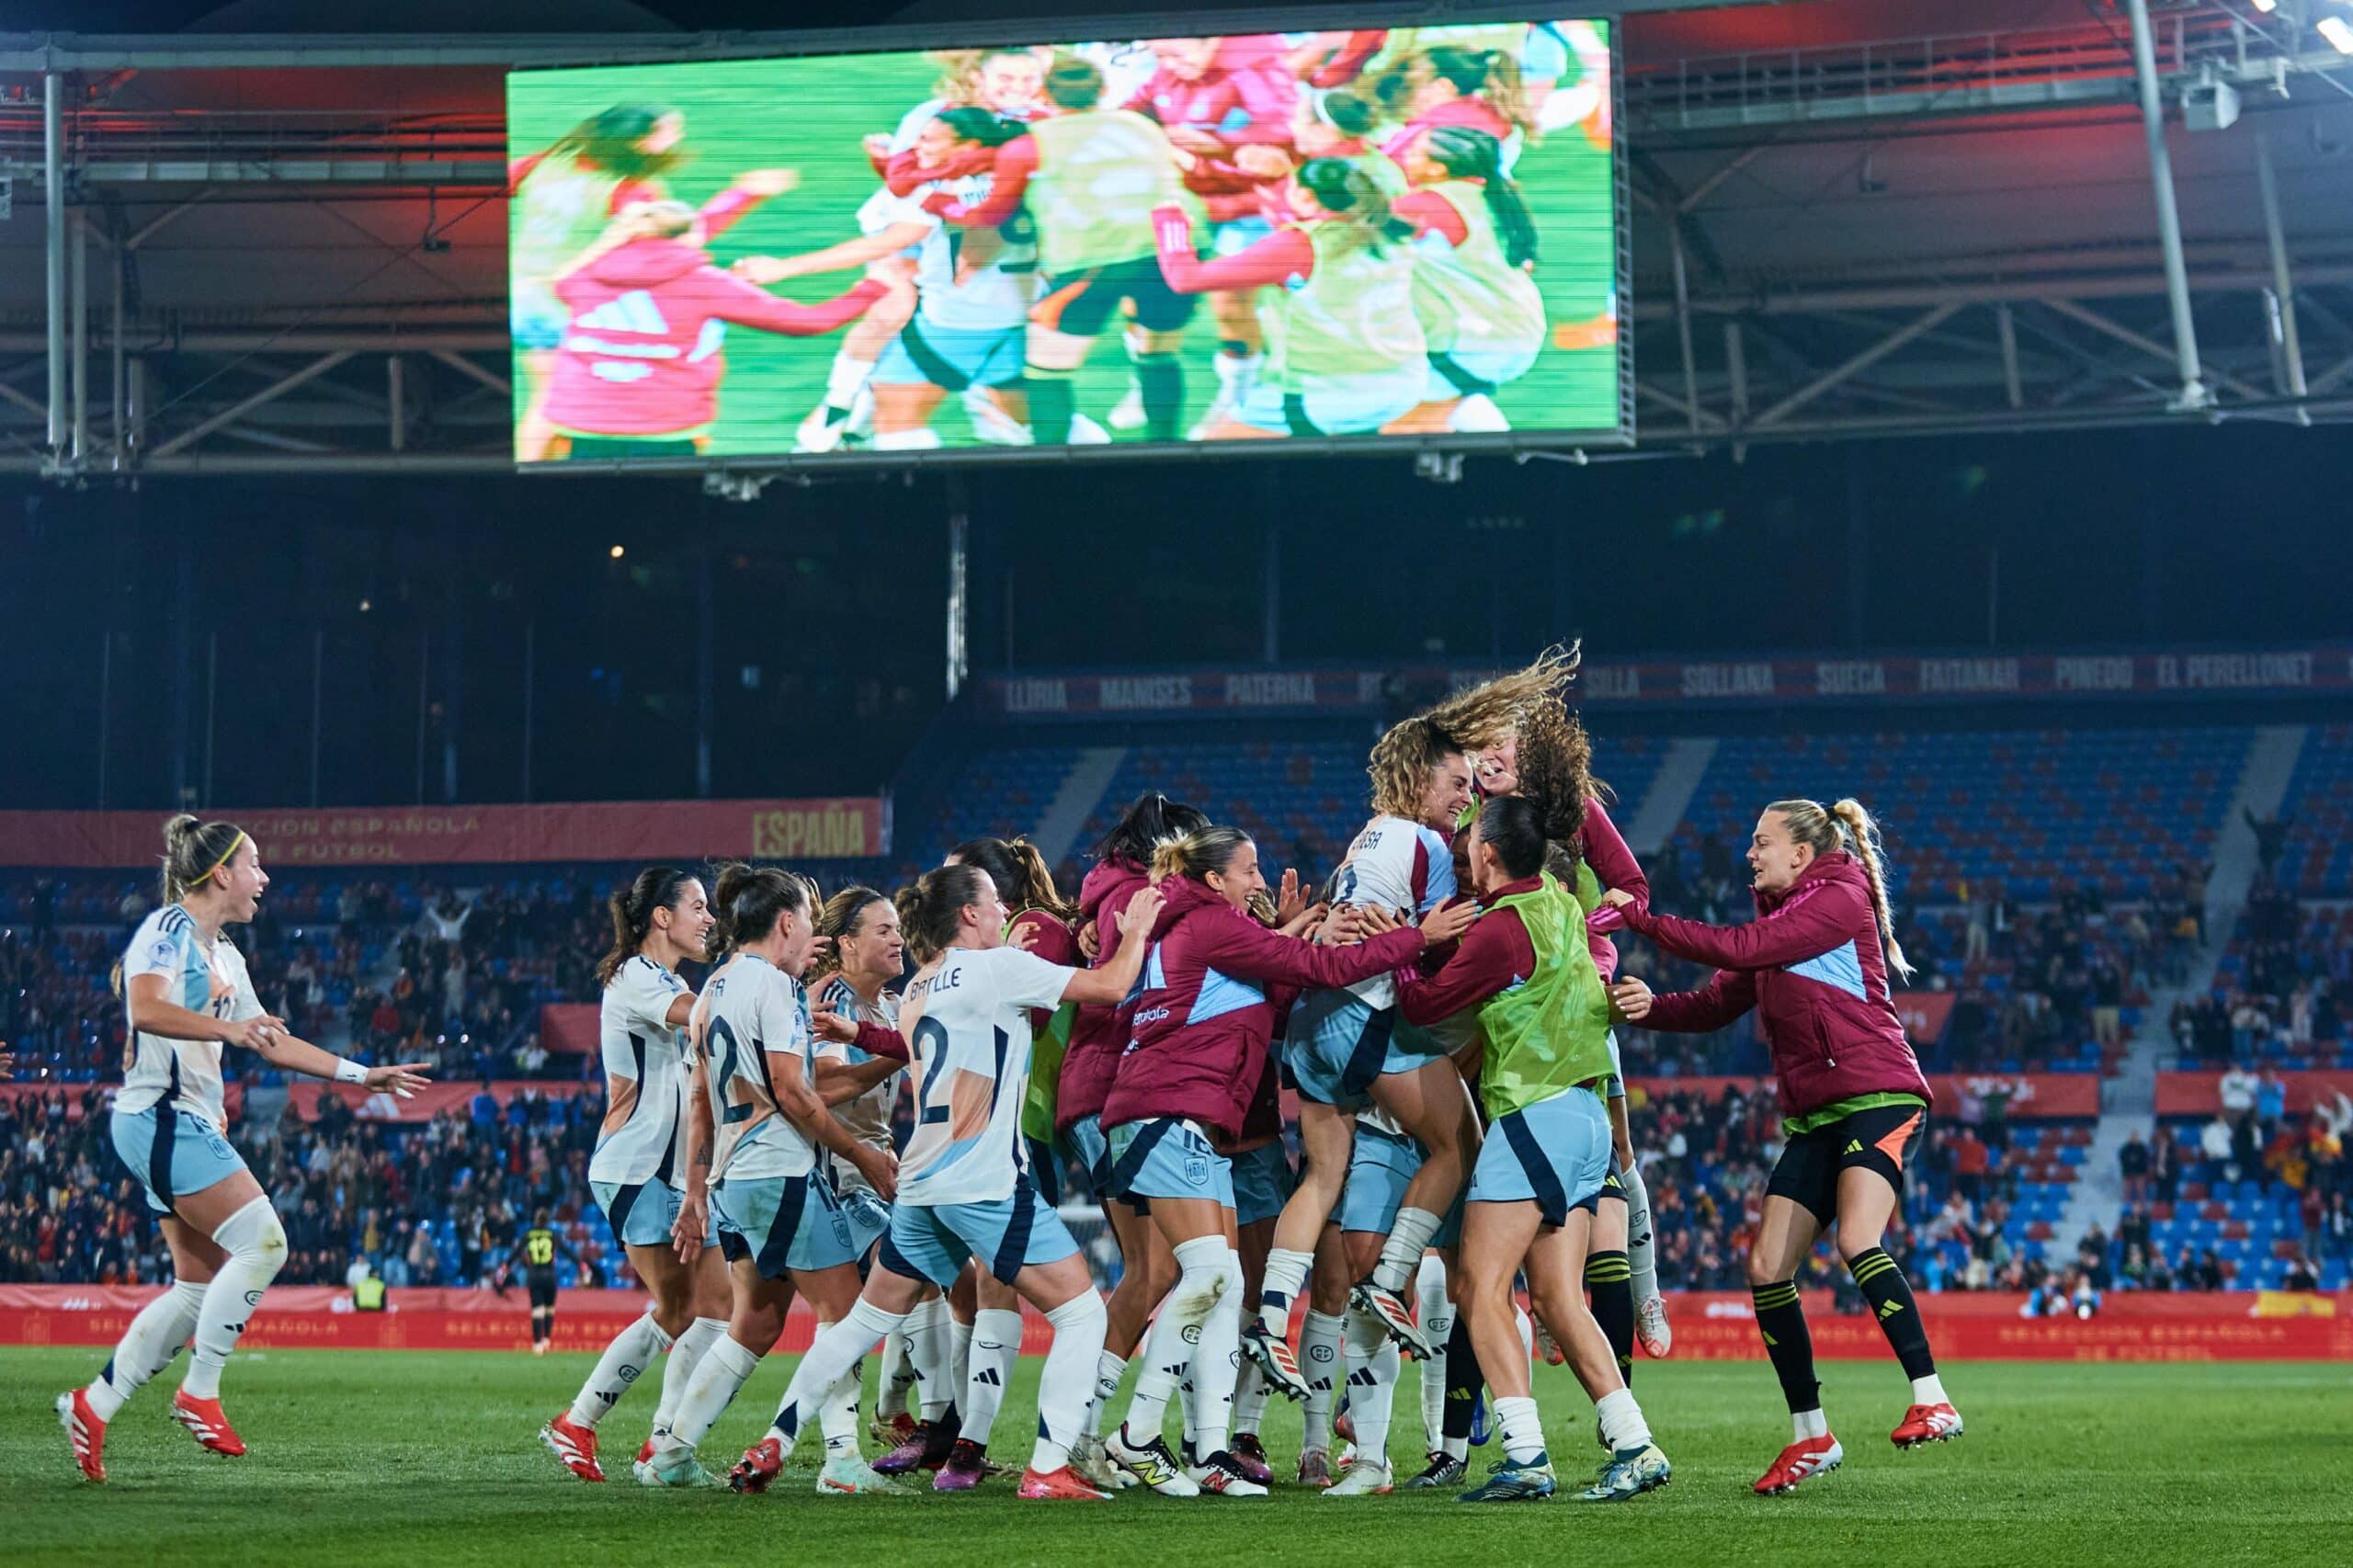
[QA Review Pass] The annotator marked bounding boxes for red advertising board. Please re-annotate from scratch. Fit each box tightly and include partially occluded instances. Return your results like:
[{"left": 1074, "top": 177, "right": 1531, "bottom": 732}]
[
  {"left": 981, "top": 643, "right": 2353, "bottom": 720},
  {"left": 2, "top": 1286, "right": 2340, "bottom": 1360},
  {"left": 0, "top": 796, "right": 887, "bottom": 869},
  {"left": 2156, "top": 1069, "right": 2353, "bottom": 1119}
]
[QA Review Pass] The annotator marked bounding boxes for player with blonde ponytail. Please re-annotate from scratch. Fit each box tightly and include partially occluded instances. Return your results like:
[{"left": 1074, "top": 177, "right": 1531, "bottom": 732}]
[{"left": 1602, "top": 795, "right": 1960, "bottom": 1498}]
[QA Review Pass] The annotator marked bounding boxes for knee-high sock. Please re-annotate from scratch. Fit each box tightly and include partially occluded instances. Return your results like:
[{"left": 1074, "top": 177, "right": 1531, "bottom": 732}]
[
  {"left": 814, "top": 1322, "right": 867, "bottom": 1458},
  {"left": 949, "top": 1315, "right": 973, "bottom": 1420},
  {"left": 1190, "top": 1249, "right": 1245, "bottom": 1457},
  {"left": 878, "top": 1308, "right": 917, "bottom": 1420},
  {"left": 570, "top": 1310, "right": 676, "bottom": 1429},
  {"left": 1370, "top": 1209, "right": 1441, "bottom": 1293},
  {"left": 182, "top": 1197, "right": 287, "bottom": 1401},
  {"left": 1300, "top": 1309, "right": 1346, "bottom": 1452},
  {"left": 667, "top": 1333, "right": 761, "bottom": 1452},
  {"left": 1847, "top": 1247, "right": 1942, "bottom": 1398},
  {"left": 1341, "top": 1309, "right": 1401, "bottom": 1471},
  {"left": 766, "top": 1299, "right": 904, "bottom": 1456},
  {"left": 1233, "top": 1360, "right": 1271, "bottom": 1438},
  {"left": 87, "top": 1278, "right": 205, "bottom": 1420},
  {"left": 1440, "top": 1312, "right": 1482, "bottom": 1460},
  {"left": 653, "top": 1315, "right": 728, "bottom": 1436},
  {"left": 907, "top": 1297, "right": 955, "bottom": 1423},
  {"left": 1415, "top": 1255, "right": 1453, "bottom": 1452},
  {"left": 1586, "top": 1249, "right": 1634, "bottom": 1388},
  {"left": 1257, "top": 1246, "right": 1313, "bottom": 1337},
  {"left": 1620, "top": 1159, "right": 1660, "bottom": 1303},
  {"left": 960, "top": 1306, "right": 1023, "bottom": 1447},
  {"left": 1750, "top": 1280, "right": 1821, "bottom": 1420},
  {"left": 1122, "top": 1235, "right": 1230, "bottom": 1442},
  {"left": 1033, "top": 1290, "right": 1108, "bottom": 1473},
  {"left": 1133, "top": 352, "right": 1185, "bottom": 441}
]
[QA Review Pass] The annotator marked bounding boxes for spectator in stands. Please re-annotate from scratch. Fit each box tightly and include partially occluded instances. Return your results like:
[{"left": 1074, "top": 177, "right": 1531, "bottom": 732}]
[
  {"left": 2283, "top": 1254, "right": 2321, "bottom": 1292},
  {"left": 2256, "top": 1071, "right": 2287, "bottom": 1123},
  {"left": 2243, "top": 807, "right": 2292, "bottom": 878},
  {"left": 2220, "top": 1062, "right": 2259, "bottom": 1116},
  {"left": 2199, "top": 1113, "right": 2234, "bottom": 1184},
  {"left": 2119, "top": 1129, "right": 2150, "bottom": 1204},
  {"left": 2233, "top": 1113, "right": 2264, "bottom": 1192},
  {"left": 2150, "top": 1123, "right": 2181, "bottom": 1202}
]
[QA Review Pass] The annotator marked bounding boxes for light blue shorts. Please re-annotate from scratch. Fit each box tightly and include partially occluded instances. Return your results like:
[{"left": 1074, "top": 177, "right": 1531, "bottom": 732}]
[
  {"left": 1424, "top": 343, "right": 1540, "bottom": 401},
  {"left": 1284, "top": 990, "right": 1450, "bottom": 1110},
  {"left": 1231, "top": 1141, "right": 1295, "bottom": 1228},
  {"left": 838, "top": 1184, "right": 892, "bottom": 1256},
  {"left": 1064, "top": 1113, "right": 1112, "bottom": 1194},
  {"left": 710, "top": 1172, "right": 862, "bottom": 1278},
  {"left": 873, "top": 318, "right": 1026, "bottom": 391},
  {"left": 111, "top": 1104, "right": 248, "bottom": 1216},
  {"left": 879, "top": 1176, "right": 1079, "bottom": 1287},
  {"left": 1468, "top": 1086, "right": 1612, "bottom": 1227},
  {"left": 591, "top": 1177, "right": 718, "bottom": 1251},
  {"left": 1339, "top": 1123, "right": 1462, "bottom": 1246},
  {"left": 1106, "top": 1118, "right": 1234, "bottom": 1210},
  {"left": 1233, "top": 362, "right": 1427, "bottom": 437}
]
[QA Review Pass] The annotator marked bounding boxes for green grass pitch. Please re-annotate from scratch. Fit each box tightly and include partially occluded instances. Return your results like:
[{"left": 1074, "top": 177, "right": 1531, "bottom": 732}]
[
  {"left": 6, "top": 1349, "right": 2349, "bottom": 1565},
  {"left": 506, "top": 39, "right": 1620, "bottom": 457}
]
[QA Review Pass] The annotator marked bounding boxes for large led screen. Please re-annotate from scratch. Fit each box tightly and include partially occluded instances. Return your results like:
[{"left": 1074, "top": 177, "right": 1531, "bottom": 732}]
[{"left": 507, "top": 21, "right": 1621, "bottom": 463}]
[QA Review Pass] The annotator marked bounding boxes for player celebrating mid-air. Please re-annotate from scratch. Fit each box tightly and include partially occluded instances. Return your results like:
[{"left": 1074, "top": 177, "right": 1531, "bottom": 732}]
[
  {"left": 1607, "top": 797, "right": 1962, "bottom": 1495},
  {"left": 541, "top": 868, "right": 729, "bottom": 1485},
  {"left": 1388, "top": 125, "right": 1546, "bottom": 434},
  {"left": 728, "top": 865, "right": 1165, "bottom": 1502},
  {"left": 58, "top": 816, "right": 429, "bottom": 1483}
]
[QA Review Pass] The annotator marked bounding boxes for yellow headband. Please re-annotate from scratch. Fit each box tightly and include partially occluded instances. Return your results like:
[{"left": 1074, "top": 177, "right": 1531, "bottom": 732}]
[{"left": 200, "top": 830, "right": 248, "bottom": 886}]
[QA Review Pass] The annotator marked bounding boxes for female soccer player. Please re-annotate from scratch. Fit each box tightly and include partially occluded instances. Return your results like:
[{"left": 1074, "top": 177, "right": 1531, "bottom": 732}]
[
  {"left": 541, "top": 868, "right": 729, "bottom": 1484},
  {"left": 507, "top": 105, "right": 793, "bottom": 460},
  {"left": 1101, "top": 827, "right": 1454, "bottom": 1496},
  {"left": 1057, "top": 793, "right": 1202, "bottom": 1485},
  {"left": 1387, "top": 126, "right": 1545, "bottom": 434},
  {"left": 58, "top": 816, "right": 428, "bottom": 1483},
  {"left": 928, "top": 836, "right": 1083, "bottom": 1485},
  {"left": 736, "top": 108, "right": 1038, "bottom": 453},
  {"left": 1256, "top": 656, "right": 1570, "bottom": 1362},
  {"left": 512, "top": 1207, "right": 581, "bottom": 1356},
  {"left": 807, "top": 889, "right": 924, "bottom": 1443},
  {"left": 647, "top": 866, "right": 904, "bottom": 1494},
  {"left": 1605, "top": 797, "right": 1962, "bottom": 1496},
  {"left": 1151, "top": 158, "right": 1427, "bottom": 438},
  {"left": 728, "top": 865, "right": 1165, "bottom": 1502},
  {"left": 1392, "top": 796, "right": 1671, "bottom": 1504}
]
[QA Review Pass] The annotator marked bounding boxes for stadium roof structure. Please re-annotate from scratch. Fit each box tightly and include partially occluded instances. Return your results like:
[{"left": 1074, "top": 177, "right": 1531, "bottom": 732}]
[{"left": 6, "top": 0, "right": 2353, "bottom": 476}]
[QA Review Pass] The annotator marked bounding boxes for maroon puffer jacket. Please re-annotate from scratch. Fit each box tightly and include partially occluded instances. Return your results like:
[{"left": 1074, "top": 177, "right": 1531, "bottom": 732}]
[
  {"left": 1053, "top": 857, "right": 1149, "bottom": 1133},
  {"left": 1625, "top": 849, "right": 1931, "bottom": 1119},
  {"left": 1102, "top": 876, "right": 1426, "bottom": 1142}
]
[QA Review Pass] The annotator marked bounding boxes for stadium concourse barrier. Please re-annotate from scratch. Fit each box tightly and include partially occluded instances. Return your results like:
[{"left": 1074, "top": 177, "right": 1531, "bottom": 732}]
[{"left": 6, "top": 1286, "right": 2345, "bottom": 1361}]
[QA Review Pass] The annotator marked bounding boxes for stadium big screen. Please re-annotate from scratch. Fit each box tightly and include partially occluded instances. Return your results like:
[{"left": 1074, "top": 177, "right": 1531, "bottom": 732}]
[{"left": 506, "top": 19, "right": 1624, "bottom": 464}]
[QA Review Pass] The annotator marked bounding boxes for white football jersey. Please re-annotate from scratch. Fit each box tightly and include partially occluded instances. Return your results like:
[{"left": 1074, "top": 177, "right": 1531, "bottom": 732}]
[
  {"left": 691, "top": 953, "right": 819, "bottom": 1184},
  {"left": 116, "top": 903, "right": 264, "bottom": 1128},
  {"left": 813, "top": 973, "right": 904, "bottom": 1195},
  {"left": 895, "top": 944, "right": 1074, "bottom": 1207},
  {"left": 589, "top": 955, "right": 692, "bottom": 1188}
]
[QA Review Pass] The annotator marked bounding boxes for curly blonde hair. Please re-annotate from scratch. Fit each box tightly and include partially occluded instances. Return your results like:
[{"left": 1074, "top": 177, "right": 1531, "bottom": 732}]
[{"left": 1369, "top": 644, "right": 1581, "bottom": 820}]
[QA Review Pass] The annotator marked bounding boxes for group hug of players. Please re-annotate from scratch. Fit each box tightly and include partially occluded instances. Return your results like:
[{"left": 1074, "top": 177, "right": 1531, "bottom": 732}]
[
  {"left": 53, "top": 648, "right": 1964, "bottom": 1503},
  {"left": 508, "top": 24, "right": 1616, "bottom": 460}
]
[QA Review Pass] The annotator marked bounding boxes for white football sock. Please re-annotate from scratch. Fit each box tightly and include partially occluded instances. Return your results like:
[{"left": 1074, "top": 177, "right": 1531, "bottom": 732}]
[
  {"left": 570, "top": 1311, "right": 676, "bottom": 1428},
  {"left": 872, "top": 426, "right": 942, "bottom": 450},
  {"left": 88, "top": 1278, "right": 205, "bottom": 1420},
  {"left": 949, "top": 1314, "right": 973, "bottom": 1416},
  {"left": 908, "top": 1297, "right": 955, "bottom": 1422},
  {"left": 1257, "top": 1246, "right": 1312, "bottom": 1336},
  {"left": 960, "top": 1307, "right": 1023, "bottom": 1446},
  {"left": 1495, "top": 1393, "right": 1547, "bottom": 1465},
  {"left": 667, "top": 1332, "right": 759, "bottom": 1451},
  {"left": 182, "top": 1198, "right": 286, "bottom": 1401},
  {"left": 1620, "top": 1158, "right": 1660, "bottom": 1303},
  {"left": 814, "top": 1324, "right": 865, "bottom": 1457},
  {"left": 1912, "top": 1373, "right": 1949, "bottom": 1407},
  {"left": 1232, "top": 1359, "right": 1270, "bottom": 1437},
  {"left": 878, "top": 1308, "right": 916, "bottom": 1419},
  {"left": 1371, "top": 1209, "right": 1441, "bottom": 1293},
  {"left": 1034, "top": 1289, "right": 1108, "bottom": 1474},
  {"left": 823, "top": 348, "right": 874, "bottom": 413},
  {"left": 1415, "top": 1256, "right": 1454, "bottom": 1451},
  {"left": 1189, "top": 1249, "right": 1244, "bottom": 1456},
  {"left": 767, "top": 1298, "right": 903, "bottom": 1455},
  {"left": 1596, "top": 1386, "right": 1651, "bottom": 1450},
  {"left": 1123, "top": 1235, "right": 1229, "bottom": 1442},
  {"left": 1300, "top": 1309, "right": 1346, "bottom": 1451},
  {"left": 1794, "top": 1407, "right": 1829, "bottom": 1442},
  {"left": 653, "top": 1314, "right": 728, "bottom": 1436},
  {"left": 1341, "top": 1308, "right": 1400, "bottom": 1471},
  {"left": 1515, "top": 1303, "right": 1534, "bottom": 1362}
]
